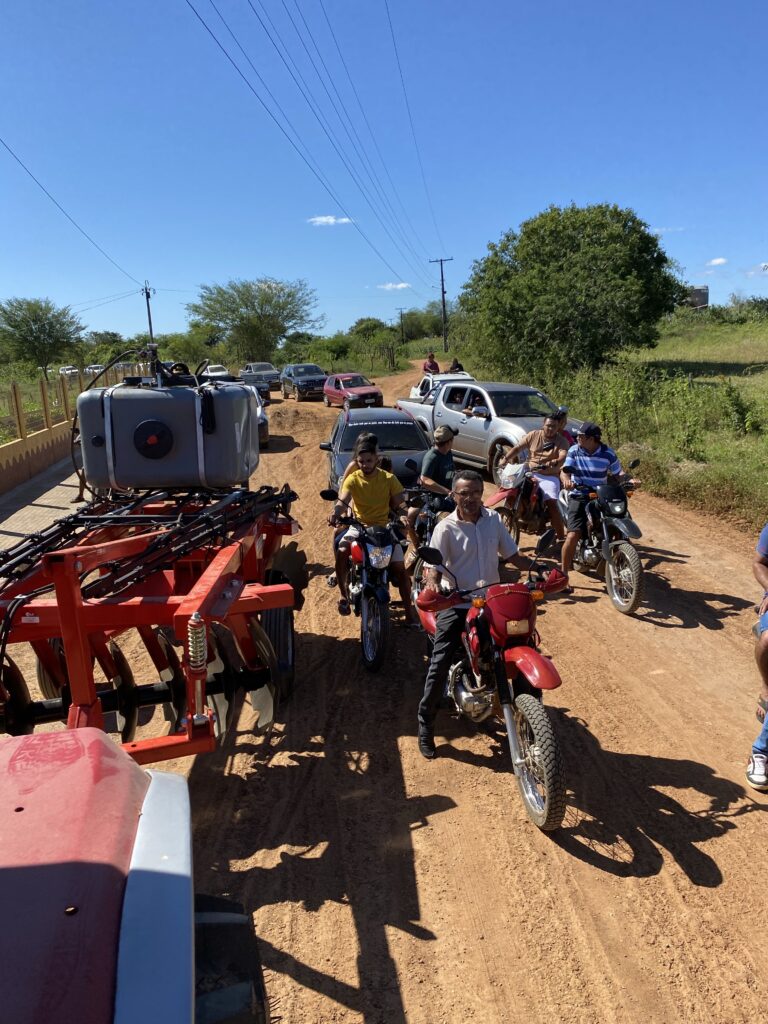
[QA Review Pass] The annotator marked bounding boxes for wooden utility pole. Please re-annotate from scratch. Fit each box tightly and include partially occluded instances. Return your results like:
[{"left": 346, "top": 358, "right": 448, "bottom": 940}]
[
  {"left": 396, "top": 307, "right": 406, "bottom": 347},
  {"left": 142, "top": 281, "right": 156, "bottom": 342},
  {"left": 429, "top": 257, "right": 453, "bottom": 351}
]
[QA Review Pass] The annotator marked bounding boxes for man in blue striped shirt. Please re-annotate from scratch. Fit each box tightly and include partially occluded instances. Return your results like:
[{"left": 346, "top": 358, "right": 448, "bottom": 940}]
[{"left": 560, "top": 422, "right": 624, "bottom": 578}]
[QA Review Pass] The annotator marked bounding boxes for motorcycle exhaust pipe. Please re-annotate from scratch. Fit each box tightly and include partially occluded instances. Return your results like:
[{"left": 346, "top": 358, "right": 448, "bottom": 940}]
[{"left": 501, "top": 703, "right": 525, "bottom": 774}]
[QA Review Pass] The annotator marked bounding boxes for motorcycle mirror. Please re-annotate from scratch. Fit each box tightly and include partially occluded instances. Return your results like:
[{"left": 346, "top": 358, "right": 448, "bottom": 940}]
[
  {"left": 320, "top": 489, "right": 338, "bottom": 501},
  {"left": 536, "top": 528, "right": 556, "bottom": 555},
  {"left": 403, "top": 458, "right": 418, "bottom": 472},
  {"left": 416, "top": 545, "right": 443, "bottom": 565},
  {"left": 629, "top": 458, "right": 640, "bottom": 470}
]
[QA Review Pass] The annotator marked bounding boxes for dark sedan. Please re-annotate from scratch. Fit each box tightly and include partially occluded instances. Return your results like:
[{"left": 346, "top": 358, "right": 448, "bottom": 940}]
[
  {"left": 280, "top": 363, "right": 327, "bottom": 401},
  {"left": 319, "top": 407, "right": 429, "bottom": 490}
]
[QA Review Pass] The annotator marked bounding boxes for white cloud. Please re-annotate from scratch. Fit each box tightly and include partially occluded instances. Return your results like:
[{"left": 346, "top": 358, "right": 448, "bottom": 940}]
[
  {"left": 652, "top": 226, "right": 685, "bottom": 235},
  {"left": 377, "top": 282, "right": 411, "bottom": 291},
  {"left": 307, "top": 215, "right": 352, "bottom": 226},
  {"left": 706, "top": 257, "right": 727, "bottom": 266}
]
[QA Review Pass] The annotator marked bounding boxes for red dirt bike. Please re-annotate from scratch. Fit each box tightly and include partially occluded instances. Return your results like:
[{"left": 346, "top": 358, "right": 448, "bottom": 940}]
[
  {"left": 485, "top": 461, "right": 552, "bottom": 544},
  {"left": 416, "top": 531, "right": 569, "bottom": 831}
]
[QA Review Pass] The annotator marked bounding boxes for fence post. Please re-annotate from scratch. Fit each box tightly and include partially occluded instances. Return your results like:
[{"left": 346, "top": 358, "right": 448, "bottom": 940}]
[
  {"left": 59, "top": 375, "right": 71, "bottom": 421},
  {"left": 10, "top": 382, "right": 27, "bottom": 441},
  {"left": 39, "top": 378, "right": 52, "bottom": 429}
]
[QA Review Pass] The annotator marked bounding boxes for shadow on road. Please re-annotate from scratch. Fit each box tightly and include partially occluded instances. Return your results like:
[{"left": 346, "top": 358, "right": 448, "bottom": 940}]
[
  {"left": 551, "top": 711, "right": 764, "bottom": 886},
  {"left": 188, "top": 630, "right": 452, "bottom": 1023}
]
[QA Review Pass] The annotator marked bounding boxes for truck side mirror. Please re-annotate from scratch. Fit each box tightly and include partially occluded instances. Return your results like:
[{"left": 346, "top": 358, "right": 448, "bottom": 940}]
[{"left": 471, "top": 405, "right": 491, "bottom": 419}]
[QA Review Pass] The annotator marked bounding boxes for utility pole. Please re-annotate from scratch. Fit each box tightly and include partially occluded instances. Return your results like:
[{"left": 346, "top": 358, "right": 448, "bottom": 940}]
[
  {"left": 396, "top": 307, "right": 406, "bottom": 347},
  {"left": 142, "top": 280, "right": 156, "bottom": 342},
  {"left": 429, "top": 257, "right": 453, "bottom": 352}
]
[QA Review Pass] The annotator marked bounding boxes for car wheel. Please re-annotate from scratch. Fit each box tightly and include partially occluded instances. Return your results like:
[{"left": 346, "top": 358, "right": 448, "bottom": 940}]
[{"left": 295, "top": 390, "right": 303, "bottom": 402}]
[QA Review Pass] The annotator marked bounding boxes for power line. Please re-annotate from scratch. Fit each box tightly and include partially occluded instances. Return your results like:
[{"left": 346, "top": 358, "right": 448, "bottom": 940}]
[
  {"left": 71, "top": 288, "right": 140, "bottom": 309},
  {"left": 317, "top": 0, "right": 434, "bottom": 264},
  {"left": 183, "top": 0, "right": 420, "bottom": 295},
  {"left": 382, "top": 0, "right": 446, "bottom": 253},
  {"left": 0, "top": 134, "right": 143, "bottom": 286},
  {"left": 76, "top": 291, "right": 142, "bottom": 314},
  {"left": 242, "top": 0, "right": 432, "bottom": 290}
]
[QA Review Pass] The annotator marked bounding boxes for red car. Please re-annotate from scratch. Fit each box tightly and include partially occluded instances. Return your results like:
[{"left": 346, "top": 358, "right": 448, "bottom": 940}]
[{"left": 323, "top": 372, "right": 384, "bottom": 409}]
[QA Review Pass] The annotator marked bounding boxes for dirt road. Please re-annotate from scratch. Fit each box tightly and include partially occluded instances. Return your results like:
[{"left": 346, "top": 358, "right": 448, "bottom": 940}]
[{"left": 184, "top": 368, "right": 766, "bottom": 1023}]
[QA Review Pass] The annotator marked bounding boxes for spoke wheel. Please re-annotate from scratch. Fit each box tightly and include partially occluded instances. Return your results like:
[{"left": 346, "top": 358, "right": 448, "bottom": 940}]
[
  {"left": 360, "top": 595, "right": 389, "bottom": 672},
  {"left": 497, "top": 506, "right": 521, "bottom": 545},
  {"left": 605, "top": 541, "right": 643, "bottom": 614},
  {"left": 512, "top": 693, "right": 566, "bottom": 831}
]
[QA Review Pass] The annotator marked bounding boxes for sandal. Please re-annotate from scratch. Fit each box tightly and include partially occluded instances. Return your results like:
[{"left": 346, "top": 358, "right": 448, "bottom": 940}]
[
  {"left": 757, "top": 696, "right": 768, "bottom": 724},
  {"left": 337, "top": 598, "right": 351, "bottom": 616}
]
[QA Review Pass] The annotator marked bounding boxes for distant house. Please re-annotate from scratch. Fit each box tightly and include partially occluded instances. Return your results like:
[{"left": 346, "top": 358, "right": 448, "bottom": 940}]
[{"left": 686, "top": 285, "right": 709, "bottom": 309}]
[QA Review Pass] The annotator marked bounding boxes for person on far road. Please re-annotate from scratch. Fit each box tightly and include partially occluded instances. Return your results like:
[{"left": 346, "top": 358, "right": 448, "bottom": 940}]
[
  {"left": 417, "top": 469, "right": 528, "bottom": 759},
  {"left": 422, "top": 351, "right": 440, "bottom": 374},
  {"left": 448, "top": 357, "right": 464, "bottom": 372},
  {"left": 559, "top": 422, "right": 623, "bottom": 586},
  {"left": 746, "top": 526, "right": 768, "bottom": 791}
]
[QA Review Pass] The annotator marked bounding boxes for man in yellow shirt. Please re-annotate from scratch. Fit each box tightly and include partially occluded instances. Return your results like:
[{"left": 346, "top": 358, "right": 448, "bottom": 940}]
[{"left": 330, "top": 435, "right": 417, "bottom": 622}]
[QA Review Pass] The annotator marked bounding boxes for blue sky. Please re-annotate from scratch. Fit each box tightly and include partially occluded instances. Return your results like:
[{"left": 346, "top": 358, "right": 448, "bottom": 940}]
[{"left": 1, "top": 0, "right": 766, "bottom": 339}]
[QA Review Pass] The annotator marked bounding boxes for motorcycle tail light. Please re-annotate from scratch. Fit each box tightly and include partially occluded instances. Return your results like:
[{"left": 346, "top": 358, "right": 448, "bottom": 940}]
[
  {"left": 506, "top": 618, "right": 529, "bottom": 635},
  {"left": 350, "top": 542, "right": 364, "bottom": 563}
]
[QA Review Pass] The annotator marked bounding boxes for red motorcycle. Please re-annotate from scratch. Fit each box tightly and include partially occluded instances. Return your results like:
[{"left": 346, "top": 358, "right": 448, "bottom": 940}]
[
  {"left": 416, "top": 532, "right": 569, "bottom": 831},
  {"left": 485, "top": 461, "right": 550, "bottom": 544}
]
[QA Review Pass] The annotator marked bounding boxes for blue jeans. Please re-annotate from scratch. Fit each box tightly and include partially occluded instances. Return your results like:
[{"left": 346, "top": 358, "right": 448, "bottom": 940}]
[{"left": 752, "top": 611, "right": 768, "bottom": 755}]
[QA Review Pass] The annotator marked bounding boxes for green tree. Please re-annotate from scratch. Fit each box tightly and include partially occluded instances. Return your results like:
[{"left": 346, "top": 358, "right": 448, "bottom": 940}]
[
  {"left": 348, "top": 317, "right": 389, "bottom": 343},
  {"left": 460, "top": 203, "right": 687, "bottom": 380},
  {"left": 186, "top": 278, "right": 324, "bottom": 364},
  {"left": 0, "top": 297, "right": 84, "bottom": 377}
]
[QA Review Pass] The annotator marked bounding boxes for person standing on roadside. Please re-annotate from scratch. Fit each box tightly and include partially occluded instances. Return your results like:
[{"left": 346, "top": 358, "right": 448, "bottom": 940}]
[
  {"left": 745, "top": 526, "right": 768, "bottom": 791},
  {"left": 422, "top": 351, "right": 440, "bottom": 374},
  {"left": 416, "top": 469, "right": 528, "bottom": 759},
  {"left": 448, "top": 357, "right": 464, "bottom": 372}
]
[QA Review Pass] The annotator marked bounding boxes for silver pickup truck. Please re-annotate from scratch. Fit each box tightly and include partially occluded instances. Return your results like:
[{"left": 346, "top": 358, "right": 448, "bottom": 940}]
[{"left": 396, "top": 380, "right": 581, "bottom": 483}]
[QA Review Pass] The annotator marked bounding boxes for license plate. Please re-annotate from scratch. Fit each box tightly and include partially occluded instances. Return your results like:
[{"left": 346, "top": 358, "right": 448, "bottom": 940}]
[{"left": 365, "top": 398, "right": 375, "bottom": 404}]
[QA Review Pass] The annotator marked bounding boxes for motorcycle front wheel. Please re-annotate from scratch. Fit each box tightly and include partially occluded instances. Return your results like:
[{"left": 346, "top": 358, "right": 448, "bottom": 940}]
[
  {"left": 496, "top": 507, "right": 521, "bottom": 545},
  {"left": 512, "top": 694, "right": 566, "bottom": 831},
  {"left": 605, "top": 540, "right": 643, "bottom": 614},
  {"left": 360, "top": 594, "right": 390, "bottom": 672}
]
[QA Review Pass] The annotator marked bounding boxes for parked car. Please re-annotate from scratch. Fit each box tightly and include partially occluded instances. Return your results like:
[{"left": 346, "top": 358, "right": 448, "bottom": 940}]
[
  {"left": 58, "top": 365, "right": 79, "bottom": 378},
  {"left": 254, "top": 390, "right": 269, "bottom": 449},
  {"left": 84, "top": 363, "right": 105, "bottom": 375},
  {"left": 408, "top": 370, "right": 474, "bottom": 401},
  {"left": 396, "top": 380, "right": 582, "bottom": 484},
  {"left": 323, "top": 372, "right": 383, "bottom": 410},
  {"left": 280, "top": 363, "right": 327, "bottom": 401},
  {"left": 319, "top": 407, "right": 429, "bottom": 490},
  {"left": 200, "top": 364, "right": 231, "bottom": 380},
  {"left": 240, "top": 362, "right": 280, "bottom": 391}
]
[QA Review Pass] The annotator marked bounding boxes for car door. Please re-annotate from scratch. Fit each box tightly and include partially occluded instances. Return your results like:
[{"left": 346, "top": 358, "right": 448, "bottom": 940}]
[
  {"left": 453, "top": 386, "right": 493, "bottom": 463},
  {"left": 434, "top": 384, "right": 470, "bottom": 453}
]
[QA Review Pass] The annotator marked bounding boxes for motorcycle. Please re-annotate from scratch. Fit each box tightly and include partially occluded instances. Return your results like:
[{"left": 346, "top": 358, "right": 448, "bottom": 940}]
[
  {"left": 321, "top": 489, "right": 402, "bottom": 671},
  {"left": 485, "top": 461, "right": 550, "bottom": 544},
  {"left": 402, "top": 486, "right": 454, "bottom": 604},
  {"left": 557, "top": 459, "right": 643, "bottom": 614},
  {"left": 416, "top": 531, "right": 570, "bottom": 831}
]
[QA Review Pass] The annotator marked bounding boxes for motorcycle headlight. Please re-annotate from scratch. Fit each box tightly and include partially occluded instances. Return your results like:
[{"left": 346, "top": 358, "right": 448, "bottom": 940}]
[
  {"left": 608, "top": 500, "right": 626, "bottom": 515},
  {"left": 506, "top": 618, "right": 529, "bottom": 635},
  {"left": 368, "top": 545, "right": 392, "bottom": 568}
]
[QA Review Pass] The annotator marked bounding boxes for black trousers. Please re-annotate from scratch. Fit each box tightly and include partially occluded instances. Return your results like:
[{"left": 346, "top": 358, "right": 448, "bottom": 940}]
[{"left": 418, "top": 607, "right": 467, "bottom": 734}]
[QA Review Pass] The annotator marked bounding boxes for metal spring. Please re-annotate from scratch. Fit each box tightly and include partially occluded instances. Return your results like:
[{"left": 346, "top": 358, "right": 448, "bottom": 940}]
[{"left": 187, "top": 612, "right": 207, "bottom": 671}]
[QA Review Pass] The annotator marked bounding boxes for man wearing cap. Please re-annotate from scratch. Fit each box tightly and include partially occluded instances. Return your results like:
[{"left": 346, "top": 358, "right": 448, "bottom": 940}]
[
  {"left": 404, "top": 425, "right": 457, "bottom": 560},
  {"left": 422, "top": 351, "right": 440, "bottom": 374},
  {"left": 560, "top": 422, "right": 624, "bottom": 580}
]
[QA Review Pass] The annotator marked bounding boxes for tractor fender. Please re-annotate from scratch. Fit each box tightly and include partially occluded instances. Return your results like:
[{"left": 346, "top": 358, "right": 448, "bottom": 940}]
[{"left": 503, "top": 646, "right": 562, "bottom": 690}]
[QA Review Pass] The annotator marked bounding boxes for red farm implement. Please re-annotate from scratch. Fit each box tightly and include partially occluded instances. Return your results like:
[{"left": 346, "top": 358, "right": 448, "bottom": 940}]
[{"left": 0, "top": 482, "right": 299, "bottom": 1023}]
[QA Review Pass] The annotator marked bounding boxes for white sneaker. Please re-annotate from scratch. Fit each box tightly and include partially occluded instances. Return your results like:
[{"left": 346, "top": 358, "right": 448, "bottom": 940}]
[{"left": 746, "top": 753, "right": 768, "bottom": 791}]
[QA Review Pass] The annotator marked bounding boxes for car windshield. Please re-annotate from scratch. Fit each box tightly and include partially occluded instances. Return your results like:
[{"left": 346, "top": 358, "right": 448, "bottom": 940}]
[
  {"left": 250, "top": 363, "right": 275, "bottom": 371},
  {"left": 341, "top": 375, "right": 371, "bottom": 388},
  {"left": 489, "top": 391, "right": 557, "bottom": 418},
  {"left": 340, "top": 422, "right": 428, "bottom": 452},
  {"left": 206, "top": 365, "right": 227, "bottom": 373},
  {"left": 295, "top": 365, "right": 323, "bottom": 376}
]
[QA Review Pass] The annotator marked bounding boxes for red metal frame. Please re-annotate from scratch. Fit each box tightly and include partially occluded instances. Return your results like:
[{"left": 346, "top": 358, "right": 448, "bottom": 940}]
[{"left": 0, "top": 499, "right": 298, "bottom": 765}]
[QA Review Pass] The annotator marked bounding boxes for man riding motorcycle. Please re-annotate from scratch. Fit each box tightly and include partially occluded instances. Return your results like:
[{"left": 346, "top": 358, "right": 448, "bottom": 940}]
[
  {"left": 559, "top": 422, "right": 624, "bottom": 583},
  {"left": 417, "top": 469, "right": 528, "bottom": 759},
  {"left": 329, "top": 435, "right": 417, "bottom": 624},
  {"left": 404, "top": 424, "right": 457, "bottom": 561},
  {"left": 499, "top": 414, "right": 569, "bottom": 541}
]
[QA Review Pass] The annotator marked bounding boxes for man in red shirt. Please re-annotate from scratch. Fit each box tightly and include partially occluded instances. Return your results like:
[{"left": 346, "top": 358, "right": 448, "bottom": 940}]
[{"left": 422, "top": 351, "right": 440, "bottom": 374}]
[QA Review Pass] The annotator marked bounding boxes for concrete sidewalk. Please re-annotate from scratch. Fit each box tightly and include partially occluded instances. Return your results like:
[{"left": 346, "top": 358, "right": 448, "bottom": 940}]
[{"left": 0, "top": 458, "right": 83, "bottom": 551}]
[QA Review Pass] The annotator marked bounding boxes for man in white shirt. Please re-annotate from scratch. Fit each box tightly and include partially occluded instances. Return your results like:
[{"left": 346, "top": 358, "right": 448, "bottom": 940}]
[{"left": 417, "top": 469, "right": 527, "bottom": 758}]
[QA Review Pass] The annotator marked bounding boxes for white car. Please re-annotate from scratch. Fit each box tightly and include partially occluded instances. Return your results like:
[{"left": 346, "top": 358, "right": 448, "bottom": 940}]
[
  {"left": 58, "top": 365, "right": 79, "bottom": 377},
  {"left": 201, "top": 364, "right": 231, "bottom": 379},
  {"left": 85, "top": 363, "right": 105, "bottom": 374},
  {"left": 408, "top": 371, "right": 474, "bottom": 401}
]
